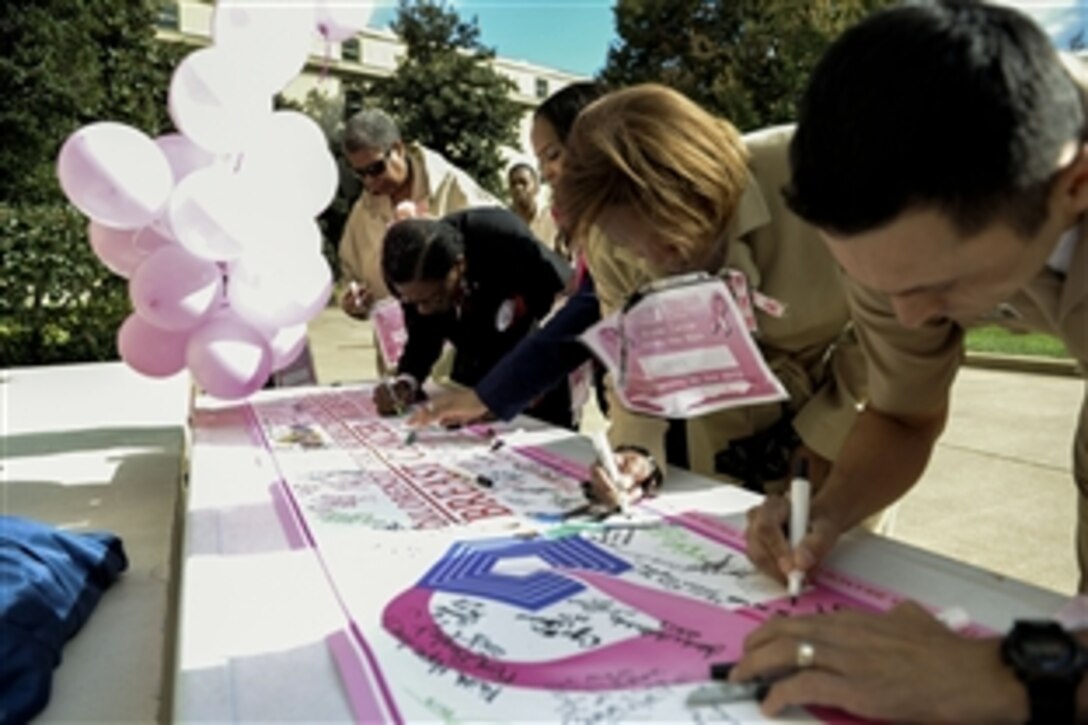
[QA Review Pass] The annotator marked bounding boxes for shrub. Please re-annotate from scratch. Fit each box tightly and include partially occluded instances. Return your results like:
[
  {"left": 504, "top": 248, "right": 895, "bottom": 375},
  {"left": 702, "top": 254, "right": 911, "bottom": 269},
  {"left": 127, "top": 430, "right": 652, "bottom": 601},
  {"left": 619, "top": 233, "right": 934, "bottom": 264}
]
[{"left": 0, "top": 203, "right": 130, "bottom": 366}]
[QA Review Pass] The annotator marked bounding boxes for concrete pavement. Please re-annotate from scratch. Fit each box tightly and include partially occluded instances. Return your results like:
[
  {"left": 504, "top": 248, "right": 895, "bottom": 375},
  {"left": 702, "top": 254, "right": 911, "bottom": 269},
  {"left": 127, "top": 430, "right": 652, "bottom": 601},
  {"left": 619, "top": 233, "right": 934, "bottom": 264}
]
[{"left": 307, "top": 305, "right": 1084, "bottom": 595}]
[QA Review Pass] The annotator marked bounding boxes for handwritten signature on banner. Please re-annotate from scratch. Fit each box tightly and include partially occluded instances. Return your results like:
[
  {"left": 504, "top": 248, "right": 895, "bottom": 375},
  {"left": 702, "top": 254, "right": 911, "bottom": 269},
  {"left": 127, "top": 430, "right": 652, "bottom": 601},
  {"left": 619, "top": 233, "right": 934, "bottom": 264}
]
[
  {"left": 248, "top": 388, "right": 586, "bottom": 531},
  {"left": 381, "top": 519, "right": 870, "bottom": 703},
  {"left": 241, "top": 387, "right": 942, "bottom": 723}
]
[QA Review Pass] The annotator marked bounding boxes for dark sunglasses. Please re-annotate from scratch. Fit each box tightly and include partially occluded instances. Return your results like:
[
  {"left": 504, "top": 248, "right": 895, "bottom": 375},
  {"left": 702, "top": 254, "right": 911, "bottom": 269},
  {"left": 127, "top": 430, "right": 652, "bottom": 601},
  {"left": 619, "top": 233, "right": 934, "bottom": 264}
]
[{"left": 351, "top": 150, "right": 391, "bottom": 180}]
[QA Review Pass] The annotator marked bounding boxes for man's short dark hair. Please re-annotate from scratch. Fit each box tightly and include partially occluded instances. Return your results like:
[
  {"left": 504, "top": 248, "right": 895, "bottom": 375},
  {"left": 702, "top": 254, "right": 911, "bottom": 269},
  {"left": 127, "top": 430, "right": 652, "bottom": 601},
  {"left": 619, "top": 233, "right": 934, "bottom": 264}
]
[
  {"left": 786, "top": 0, "right": 1085, "bottom": 238},
  {"left": 507, "top": 162, "right": 537, "bottom": 182},
  {"left": 343, "top": 108, "right": 401, "bottom": 154}
]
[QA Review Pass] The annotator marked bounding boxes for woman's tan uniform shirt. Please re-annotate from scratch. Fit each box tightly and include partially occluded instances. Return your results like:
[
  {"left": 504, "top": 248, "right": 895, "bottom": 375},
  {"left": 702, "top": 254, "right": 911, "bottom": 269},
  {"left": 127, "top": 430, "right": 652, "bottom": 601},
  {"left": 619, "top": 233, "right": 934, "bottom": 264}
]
[{"left": 585, "top": 125, "right": 866, "bottom": 479}]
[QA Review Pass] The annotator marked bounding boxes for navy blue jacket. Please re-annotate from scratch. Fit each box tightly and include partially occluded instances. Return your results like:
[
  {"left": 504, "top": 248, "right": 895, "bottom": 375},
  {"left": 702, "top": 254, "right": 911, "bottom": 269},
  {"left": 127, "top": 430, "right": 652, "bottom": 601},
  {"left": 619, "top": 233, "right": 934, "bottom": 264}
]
[{"left": 475, "top": 271, "right": 600, "bottom": 420}]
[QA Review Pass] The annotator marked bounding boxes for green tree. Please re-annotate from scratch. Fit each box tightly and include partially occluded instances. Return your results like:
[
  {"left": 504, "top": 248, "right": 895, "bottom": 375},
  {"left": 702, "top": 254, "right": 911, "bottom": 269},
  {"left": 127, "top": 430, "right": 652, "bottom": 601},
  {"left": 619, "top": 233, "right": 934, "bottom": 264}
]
[
  {"left": 601, "top": 0, "right": 895, "bottom": 131},
  {"left": 0, "top": 1, "right": 191, "bottom": 365},
  {"left": 0, "top": 1, "right": 187, "bottom": 205},
  {"left": 364, "top": 0, "right": 521, "bottom": 196}
]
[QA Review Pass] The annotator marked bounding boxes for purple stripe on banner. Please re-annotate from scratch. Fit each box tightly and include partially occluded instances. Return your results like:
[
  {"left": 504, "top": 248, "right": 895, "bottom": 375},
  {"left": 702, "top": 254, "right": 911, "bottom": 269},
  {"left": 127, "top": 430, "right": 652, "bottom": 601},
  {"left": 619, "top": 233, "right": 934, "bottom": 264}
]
[
  {"left": 268, "top": 483, "right": 309, "bottom": 550},
  {"left": 348, "top": 621, "right": 403, "bottom": 725},
  {"left": 327, "top": 630, "right": 386, "bottom": 724},
  {"left": 241, "top": 402, "right": 270, "bottom": 448},
  {"left": 247, "top": 396, "right": 403, "bottom": 721},
  {"left": 242, "top": 403, "right": 320, "bottom": 549},
  {"left": 513, "top": 445, "right": 591, "bottom": 481}
]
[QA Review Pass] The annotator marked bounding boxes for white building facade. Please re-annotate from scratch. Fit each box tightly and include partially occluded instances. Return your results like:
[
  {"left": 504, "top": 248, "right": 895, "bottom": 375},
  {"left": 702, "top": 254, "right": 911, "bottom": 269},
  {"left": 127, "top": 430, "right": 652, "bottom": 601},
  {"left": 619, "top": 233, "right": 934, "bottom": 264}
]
[{"left": 155, "top": 1, "right": 589, "bottom": 170}]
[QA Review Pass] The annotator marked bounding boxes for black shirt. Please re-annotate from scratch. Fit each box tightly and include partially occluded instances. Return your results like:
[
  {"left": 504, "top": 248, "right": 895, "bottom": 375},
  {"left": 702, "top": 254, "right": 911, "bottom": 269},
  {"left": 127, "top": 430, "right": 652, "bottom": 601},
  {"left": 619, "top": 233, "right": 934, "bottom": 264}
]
[{"left": 394, "top": 207, "right": 572, "bottom": 392}]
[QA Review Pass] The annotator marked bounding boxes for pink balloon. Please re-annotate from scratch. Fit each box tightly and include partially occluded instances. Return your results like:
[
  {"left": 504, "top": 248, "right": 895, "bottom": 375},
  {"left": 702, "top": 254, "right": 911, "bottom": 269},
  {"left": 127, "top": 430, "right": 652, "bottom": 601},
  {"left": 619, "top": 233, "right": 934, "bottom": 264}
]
[
  {"left": 57, "top": 122, "right": 174, "bottom": 229},
  {"left": 133, "top": 224, "right": 176, "bottom": 256},
  {"left": 129, "top": 246, "right": 224, "bottom": 331},
  {"left": 154, "top": 133, "right": 214, "bottom": 184},
  {"left": 88, "top": 221, "right": 175, "bottom": 278},
  {"left": 88, "top": 222, "right": 139, "bottom": 277},
  {"left": 186, "top": 313, "right": 272, "bottom": 400},
  {"left": 117, "top": 313, "right": 191, "bottom": 378}
]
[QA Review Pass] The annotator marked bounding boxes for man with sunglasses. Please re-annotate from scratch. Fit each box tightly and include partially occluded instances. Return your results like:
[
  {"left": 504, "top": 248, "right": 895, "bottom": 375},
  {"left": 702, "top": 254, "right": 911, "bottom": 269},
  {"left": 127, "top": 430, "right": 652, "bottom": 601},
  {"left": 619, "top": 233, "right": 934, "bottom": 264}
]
[{"left": 337, "top": 108, "right": 498, "bottom": 323}]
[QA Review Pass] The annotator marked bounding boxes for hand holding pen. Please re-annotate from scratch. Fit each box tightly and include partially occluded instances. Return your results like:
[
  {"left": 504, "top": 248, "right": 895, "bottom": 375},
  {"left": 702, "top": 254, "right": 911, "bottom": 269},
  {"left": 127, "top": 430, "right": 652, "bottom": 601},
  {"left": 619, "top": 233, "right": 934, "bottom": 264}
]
[
  {"left": 372, "top": 377, "right": 416, "bottom": 417},
  {"left": 787, "top": 459, "right": 811, "bottom": 604},
  {"left": 589, "top": 447, "right": 663, "bottom": 507},
  {"left": 742, "top": 451, "right": 843, "bottom": 591}
]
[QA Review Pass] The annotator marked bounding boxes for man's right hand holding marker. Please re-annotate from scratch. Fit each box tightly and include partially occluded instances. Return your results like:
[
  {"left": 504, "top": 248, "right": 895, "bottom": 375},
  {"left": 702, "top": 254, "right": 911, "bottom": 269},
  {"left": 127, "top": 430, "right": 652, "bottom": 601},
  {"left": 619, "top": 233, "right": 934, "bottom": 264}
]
[
  {"left": 372, "top": 376, "right": 419, "bottom": 417},
  {"left": 743, "top": 473, "right": 843, "bottom": 588},
  {"left": 586, "top": 444, "right": 664, "bottom": 511}
]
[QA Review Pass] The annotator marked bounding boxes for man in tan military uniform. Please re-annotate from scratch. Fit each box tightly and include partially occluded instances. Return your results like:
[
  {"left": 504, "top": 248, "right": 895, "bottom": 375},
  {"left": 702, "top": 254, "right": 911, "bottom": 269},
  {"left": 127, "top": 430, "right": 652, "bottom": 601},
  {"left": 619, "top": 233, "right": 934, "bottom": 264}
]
[
  {"left": 736, "top": 3, "right": 1088, "bottom": 721},
  {"left": 338, "top": 108, "right": 497, "bottom": 318},
  {"left": 581, "top": 123, "right": 866, "bottom": 485}
]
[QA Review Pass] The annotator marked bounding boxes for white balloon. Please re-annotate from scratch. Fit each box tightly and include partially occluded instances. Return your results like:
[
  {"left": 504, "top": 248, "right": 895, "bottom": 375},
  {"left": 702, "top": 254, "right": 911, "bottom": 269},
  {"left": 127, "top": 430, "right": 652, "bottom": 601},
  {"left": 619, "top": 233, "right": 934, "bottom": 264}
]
[
  {"left": 186, "top": 311, "right": 273, "bottom": 400},
  {"left": 87, "top": 221, "right": 175, "bottom": 278},
  {"left": 251, "top": 215, "right": 324, "bottom": 257},
  {"left": 212, "top": 0, "right": 316, "bottom": 95},
  {"left": 228, "top": 247, "right": 332, "bottom": 330},
  {"left": 259, "top": 322, "right": 310, "bottom": 371},
  {"left": 56, "top": 122, "right": 173, "bottom": 229},
  {"left": 238, "top": 111, "right": 338, "bottom": 217},
  {"left": 315, "top": 0, "right": 374, "bottom": 42},
  {"left": 168, "top": 166, "right": 261, "bottom": 262},
  {"left": 168, "top": 47, "right": 273, "bottom": 153},
  {"left": 154, "top": 132, "right": 214, "bottom": 184}
]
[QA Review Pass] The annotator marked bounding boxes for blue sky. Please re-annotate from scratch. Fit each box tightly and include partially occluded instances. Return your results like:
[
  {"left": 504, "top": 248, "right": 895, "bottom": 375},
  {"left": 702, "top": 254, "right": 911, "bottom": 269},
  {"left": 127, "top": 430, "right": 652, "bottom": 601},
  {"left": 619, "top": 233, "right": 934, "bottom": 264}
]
[
  {"left": 369, "top": 1, "right": 616, "bottom": 78},
  {"left": 369, "top": 1, "right": 1088, "bottom": 79},
  {"left": 1005, "top": 0, "right": 1088, "bottom": 46}
]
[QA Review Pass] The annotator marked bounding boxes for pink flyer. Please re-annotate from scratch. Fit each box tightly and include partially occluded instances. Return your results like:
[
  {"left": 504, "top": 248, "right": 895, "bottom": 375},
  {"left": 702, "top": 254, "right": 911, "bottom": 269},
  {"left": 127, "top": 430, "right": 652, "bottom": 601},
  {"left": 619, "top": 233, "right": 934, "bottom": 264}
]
[
  {"left": 371, "top": 298, "right": 408, "bottom": 370},
  {"left": 580, "top": 277, "right": 787, "bottom": 418}
]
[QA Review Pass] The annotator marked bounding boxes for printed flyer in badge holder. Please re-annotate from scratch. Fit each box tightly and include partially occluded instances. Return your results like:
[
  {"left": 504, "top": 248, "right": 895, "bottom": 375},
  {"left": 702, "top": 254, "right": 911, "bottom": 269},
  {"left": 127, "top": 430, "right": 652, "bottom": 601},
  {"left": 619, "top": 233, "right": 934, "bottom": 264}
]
[
  {"left": 580, "top": 275, "right": 787, "bottom": 418},
  {"left": 372, "top": 299, "right": 409, "bottom": 370}
]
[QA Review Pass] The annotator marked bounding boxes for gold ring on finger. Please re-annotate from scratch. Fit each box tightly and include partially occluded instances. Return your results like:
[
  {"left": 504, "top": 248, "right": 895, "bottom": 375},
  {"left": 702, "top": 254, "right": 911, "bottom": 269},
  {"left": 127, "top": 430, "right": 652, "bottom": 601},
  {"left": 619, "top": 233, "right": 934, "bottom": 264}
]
[{"left": 796, "top": 640, "right": 816, "bottom": 669}]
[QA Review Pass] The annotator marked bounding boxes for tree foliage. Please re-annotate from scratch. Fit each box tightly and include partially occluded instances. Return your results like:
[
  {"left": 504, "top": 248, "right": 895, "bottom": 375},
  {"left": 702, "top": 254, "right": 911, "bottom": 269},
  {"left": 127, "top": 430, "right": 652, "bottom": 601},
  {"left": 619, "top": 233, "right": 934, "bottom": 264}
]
[
  {"left": 0, "top": 1, "right": 191, "bottom": 365},
  {"left": 1, "top": 203, "right": 129, "bottom": 366},
  {"left": 601, "top": 0, "right": 896, "bottom": 131},
  {"left": 0, "top": 0, "right": 187, "bottom": 205},
  {"left": 363, "top": 0, "right": 521, "bottom": 196}
]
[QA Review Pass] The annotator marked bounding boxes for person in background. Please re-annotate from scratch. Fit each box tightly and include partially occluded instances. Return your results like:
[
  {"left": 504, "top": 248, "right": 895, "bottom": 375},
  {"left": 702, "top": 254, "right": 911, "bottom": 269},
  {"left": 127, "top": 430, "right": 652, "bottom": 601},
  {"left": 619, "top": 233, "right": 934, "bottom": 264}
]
[
  {"left": 373, "top": 207, "right": 574, "bottom": 430},
  {"left": 735, "top": 2, "right": 1088, "bottom": 721},
  {"left": 410, "top": 82, "right": 621, "bottom": 433},
  {"left": 555, "top": 83, "right": 867, "bottom": 501},
  {"left": 507, "top": 162, "right": 560, "bottom": 254},
  {"left": 337, "top": 108, "right": 497, "bottom": 322}
]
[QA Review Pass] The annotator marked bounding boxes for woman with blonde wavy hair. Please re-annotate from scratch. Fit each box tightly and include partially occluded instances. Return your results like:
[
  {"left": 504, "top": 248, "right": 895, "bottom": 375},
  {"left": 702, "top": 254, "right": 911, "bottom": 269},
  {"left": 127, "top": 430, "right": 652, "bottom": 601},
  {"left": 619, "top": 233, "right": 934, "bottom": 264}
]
[{"left": 557, "top": 83, "right": 868, "bottom": 502}]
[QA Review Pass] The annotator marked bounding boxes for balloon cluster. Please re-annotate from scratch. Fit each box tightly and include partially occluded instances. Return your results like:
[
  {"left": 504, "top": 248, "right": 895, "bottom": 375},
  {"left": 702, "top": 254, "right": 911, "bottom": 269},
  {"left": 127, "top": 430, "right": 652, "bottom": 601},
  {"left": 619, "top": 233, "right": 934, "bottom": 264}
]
[{"left": 55, "top": 0, "right": 372, "bottom": 399}]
